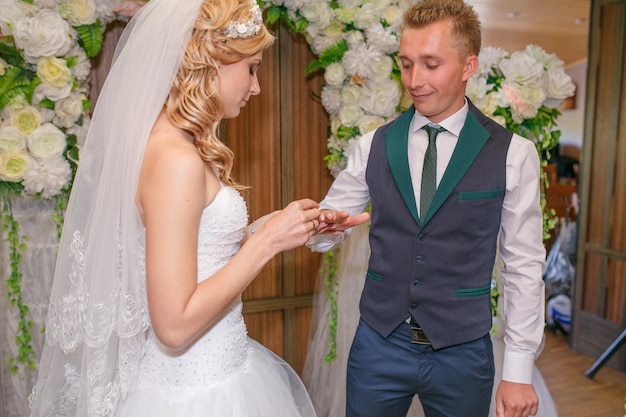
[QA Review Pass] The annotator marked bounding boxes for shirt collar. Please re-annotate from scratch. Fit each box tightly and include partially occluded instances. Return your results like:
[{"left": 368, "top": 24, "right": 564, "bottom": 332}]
[{"left": 409, "top": 100, "right": 469, "bottom": 137}]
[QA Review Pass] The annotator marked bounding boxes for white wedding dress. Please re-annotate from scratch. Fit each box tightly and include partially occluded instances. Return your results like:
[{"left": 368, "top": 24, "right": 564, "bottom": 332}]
[
  {"left": 115, "top": 186, "right": 316, "bottom": 417},
  {"left": 303, "top": 222, "right": 558, "bottom": 417}
]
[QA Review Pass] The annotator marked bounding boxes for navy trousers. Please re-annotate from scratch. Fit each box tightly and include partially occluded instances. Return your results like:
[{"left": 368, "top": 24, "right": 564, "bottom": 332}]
[{"left": 346, "top": 319, "right": 494, "bottom": 417}]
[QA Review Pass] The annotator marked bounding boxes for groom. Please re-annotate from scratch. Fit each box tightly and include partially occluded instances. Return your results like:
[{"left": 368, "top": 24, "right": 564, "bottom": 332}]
[{"left": 310, "top": 1, "right": 546, "bottom": 416}]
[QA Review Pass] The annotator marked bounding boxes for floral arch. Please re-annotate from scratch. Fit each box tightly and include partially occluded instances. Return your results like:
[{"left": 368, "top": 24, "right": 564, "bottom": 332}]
[{"left": 0, "top": 0, "right": 574, "bottom": 401}]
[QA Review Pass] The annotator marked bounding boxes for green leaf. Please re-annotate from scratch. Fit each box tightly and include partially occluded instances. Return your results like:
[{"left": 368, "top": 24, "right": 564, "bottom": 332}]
[
  {"left": 0, "top": 36, "right": 25, "bottom": 67},
  {"left": 0, "top": 66, "right": 36, "bottom": 109},
  {"left": 74, "top": 21, "right": 104, "bottom": 58},
  {"left": 305, "top": 39, "right": 348, "bottom": 75},
  {"left": 39, "top": 97, "right": 55, "bottom": 110}
]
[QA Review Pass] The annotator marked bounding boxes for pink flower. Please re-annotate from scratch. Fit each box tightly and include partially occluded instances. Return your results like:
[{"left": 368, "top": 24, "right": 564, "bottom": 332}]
[{"left": 114, "top": 1, "right": 147, "bottom": 18}]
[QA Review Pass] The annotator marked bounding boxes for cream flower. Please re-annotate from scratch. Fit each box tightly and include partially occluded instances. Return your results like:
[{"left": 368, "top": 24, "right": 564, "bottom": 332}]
[
  {"left": 381, "top": 5, "right": 403, "bottom": 29},
  {"left": 324, "top": 62, "right": 347, "bottom": 86},
  {"left": 0, "top": 150, "right": 31, "bottom": 182},
  {"left": 0, "top": 126, "right": 28, "bottom": 152},
  {"left": 10, "top": 106, "right": 43, "bottom": 134},
  {"left": 0, "top": 57, "right": 8, "bottom": 76},
  {"left": 358, "top": 115, "right": 385, "bottom": 135},
  {"left": 339, "top": 104, "right": 364, "bottom": 127},
  {"left": 13, "top": 9, "right": 73, "bottom": 62},
  {"left": 28, "top": 123, "right": 67, "bottom": 159},
  {"left": 59, "top": 0, "right": 98, "bottom": 26},
  {"left": 341, "top": 84, "right": 361, "bottom": 105},
  {"left": 37, "top": 57, "right": 73, "bottom": 89}
]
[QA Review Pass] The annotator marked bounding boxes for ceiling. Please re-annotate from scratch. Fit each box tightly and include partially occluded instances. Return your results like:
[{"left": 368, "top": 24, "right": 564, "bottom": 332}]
[{"left": 469, "top": 0, "right": 591, "bottom": 66}]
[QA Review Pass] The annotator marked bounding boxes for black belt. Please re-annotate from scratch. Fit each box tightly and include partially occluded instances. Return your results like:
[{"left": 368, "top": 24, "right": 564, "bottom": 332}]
[{"left": 409, "top": 322, "right": 431, "bottom": 345}]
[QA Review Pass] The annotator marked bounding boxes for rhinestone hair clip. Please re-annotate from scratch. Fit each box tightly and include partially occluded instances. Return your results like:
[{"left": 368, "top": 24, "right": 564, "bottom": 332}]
[{"left": 224, "top": 4, "right": 263, "bottom": 39}]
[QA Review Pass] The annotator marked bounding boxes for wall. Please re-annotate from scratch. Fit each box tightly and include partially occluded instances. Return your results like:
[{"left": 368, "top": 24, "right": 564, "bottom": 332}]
[{"left": 557, "top": 59, "right": 588, "bottom": 147}]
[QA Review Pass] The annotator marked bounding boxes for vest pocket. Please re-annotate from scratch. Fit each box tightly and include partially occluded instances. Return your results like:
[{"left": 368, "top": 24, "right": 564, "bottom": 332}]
[
  {"left": 458, "top": 189, "right": 502, "bottom": 200},
  {"left": 366, "top": 270, "right": 382, "bottom": 282},
  {"left": 454, "top": 284, "right": 491, "bottom": 297}
]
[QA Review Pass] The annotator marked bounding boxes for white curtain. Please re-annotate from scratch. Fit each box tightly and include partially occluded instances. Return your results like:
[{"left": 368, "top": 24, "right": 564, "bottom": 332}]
[{"left": 0, "top": 197, "right": 58, "bottom": 417}]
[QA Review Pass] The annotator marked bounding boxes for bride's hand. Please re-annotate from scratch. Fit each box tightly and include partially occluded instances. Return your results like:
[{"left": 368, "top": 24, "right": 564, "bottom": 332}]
[{"left": 244, "top": 199, "right": 321, "bottom": 252}]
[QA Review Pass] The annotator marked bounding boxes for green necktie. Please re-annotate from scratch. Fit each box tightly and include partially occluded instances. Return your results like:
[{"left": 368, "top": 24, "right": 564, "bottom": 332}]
[{"left": 420, "top": 125, "right": 445, "bottom": 221}]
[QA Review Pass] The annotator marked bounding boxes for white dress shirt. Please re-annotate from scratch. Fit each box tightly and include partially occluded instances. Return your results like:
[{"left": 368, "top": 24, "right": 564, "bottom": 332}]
[{"left": 308, "top": 102, "right": 546, "bottom": 385}]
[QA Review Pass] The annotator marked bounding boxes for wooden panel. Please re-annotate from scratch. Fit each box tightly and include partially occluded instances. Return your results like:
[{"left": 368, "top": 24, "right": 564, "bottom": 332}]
[
  {"left": 223, "top": 22, "right": 331, "bottom": 371},
  {"left": 573, "top": 0, "right": 626, "bottom": 371}
]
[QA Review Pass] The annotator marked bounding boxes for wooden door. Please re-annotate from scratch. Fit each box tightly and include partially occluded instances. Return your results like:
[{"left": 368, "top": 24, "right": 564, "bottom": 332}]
[
  {"left": 224, "top": 23, "right": 332, "bottom": 374},
  {"left": 573, "top": 0, "right": 626, "bottom": 371}
]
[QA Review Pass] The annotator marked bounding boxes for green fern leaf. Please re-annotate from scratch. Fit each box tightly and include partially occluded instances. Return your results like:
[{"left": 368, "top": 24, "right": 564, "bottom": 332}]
[
  {"left": 74, "top": 21, "right": 104, "bottom": 58},
  {"left": 305, "top": 39, "right": 348, "bottom": 75}
]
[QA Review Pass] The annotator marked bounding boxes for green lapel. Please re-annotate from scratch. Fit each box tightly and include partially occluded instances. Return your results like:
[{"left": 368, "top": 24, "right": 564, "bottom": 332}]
[
  {"left": 421, "top": 111, "right": 490, "bottom": 225},
  {"left": 385, "top": 108, "right": 419, "bottom": 223}
]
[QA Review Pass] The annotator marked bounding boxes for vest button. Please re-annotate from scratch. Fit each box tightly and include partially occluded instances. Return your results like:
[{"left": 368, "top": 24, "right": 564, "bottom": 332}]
[
  {"left": 411, "top": 303, "right": 418, "bottom": 309},
  {"left": 417, "top": 233, "right": 426, "bottom": 240},
  {"left": 413, "top": 280, "right": 422, "bottom": 287},
  {"left": 415, "top": 255, "right": 424, "bottom": 263}
]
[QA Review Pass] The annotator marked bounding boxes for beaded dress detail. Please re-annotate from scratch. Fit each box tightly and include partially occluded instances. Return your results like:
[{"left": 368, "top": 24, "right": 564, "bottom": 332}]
[{"left": 114, "top": 187, "right": 316, "bottom": 417}]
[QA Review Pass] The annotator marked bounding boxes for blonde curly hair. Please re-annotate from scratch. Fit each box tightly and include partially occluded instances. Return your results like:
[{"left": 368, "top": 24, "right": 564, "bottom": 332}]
[{"left": 164, "top": 0, "right": 275, "bottom": 189}]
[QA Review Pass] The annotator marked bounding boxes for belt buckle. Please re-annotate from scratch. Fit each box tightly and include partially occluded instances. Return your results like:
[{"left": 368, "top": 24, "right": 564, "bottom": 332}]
[{"left": 410, "top": 324, "right": 431, "bottom": 345}]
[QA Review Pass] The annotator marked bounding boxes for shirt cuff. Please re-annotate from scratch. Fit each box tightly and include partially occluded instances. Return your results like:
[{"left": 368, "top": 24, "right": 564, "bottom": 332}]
[
  {"left": 501, "top": 350, "right": 535, "bottom": 384},
  {"left": 305, "top": 232, "right": 347, "bottom": 252}
]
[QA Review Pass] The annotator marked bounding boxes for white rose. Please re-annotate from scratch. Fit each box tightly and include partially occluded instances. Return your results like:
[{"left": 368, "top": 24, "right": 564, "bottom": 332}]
[
  {"left": 341, "top": 84, "right": 361, "bottom": 105},
  {"left": 28, "top": 123, "right": 67, "bottom": 158},
  {"left": 282, "top": 0, "right": 308, "bottom": 12},
  {"left": 381, "top": 5, "right": 403, "bottom": 29},
  {"left": 54, "top": 92, "right": 86, "bottom": 128},
  {"left": 525, "top": 44, "right": 564, "bottom": 71},
  {"left": 0, "top": 0, "right": 32, "bottom": 36},
  {"left": 59, "top": 0, "right": 97, "bottom": 26},
  {"left": 13, "top": 9, "right": 73, "bottom": 62},
  {"left": 339, "top": 104, "right": 364, "bottom": 127},
  {"left": 466, "top": 76, "right": 491, "bottom": 103},
  {"left": 0, "top": 126, "right": 28, "bottom": 152},
  {"left": 359, "top": 79, "right": 401, "bottom": 117},
  {"left": 371, "top": 55, "right": 394, "bottom": 80},
  {"left": 37, "top": 56, "right": 73, "bottom": 89},
  {"left": 22, "top": 155, "right": 72, "bottom": 198},
  {"left": 34, "top": 80, "right": 73, "bottom": 102},
  {"left": 10, "top": 106, "right": 43, "bottom": 134},
  {"left": 321, "top": 21, "right": 345, "bottom": 41},
  {"left": 545, "top": 68, "right": 576, "bottom": 100},
  {"left": 324, "top": 62, "right": 347, "bottom": 86},
  {"left": 353, "top": 3, "right": 379, "bottom": 30},
  {"left": 370, "top": 0, "right": 392, "bottom": 9},
  {"left": 498, "top": 51, "right": 543, "bottom": 85},
  {"left": 358, "top": 115, "right": 385, "bottom": 135},
  {"left": 300, "top": 0, "right": 332, "bottom": 27},
  {"left": 0, "top": 150, "right": 31, "bottom": 182},
  {"left": 334, "top": 7, "right": 356, "bottom": 25}
]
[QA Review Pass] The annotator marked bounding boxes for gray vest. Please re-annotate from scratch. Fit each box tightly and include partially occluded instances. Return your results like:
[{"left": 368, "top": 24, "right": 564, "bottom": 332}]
[{"left": 361, "top": 102, "right": 513, "bottom": 349}]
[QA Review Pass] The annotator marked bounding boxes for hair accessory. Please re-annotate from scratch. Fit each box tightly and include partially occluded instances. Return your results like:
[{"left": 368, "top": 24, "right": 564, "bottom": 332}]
[{"left": 224, "top": 3, "right": 263, "bottom": 39}]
